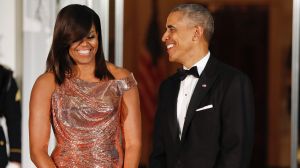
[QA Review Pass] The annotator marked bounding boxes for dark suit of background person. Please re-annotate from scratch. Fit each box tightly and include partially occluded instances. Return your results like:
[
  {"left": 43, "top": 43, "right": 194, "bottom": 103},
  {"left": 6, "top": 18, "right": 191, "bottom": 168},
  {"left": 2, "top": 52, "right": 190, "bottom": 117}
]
[
  {"left": 150, "top": 4, "right": 254, "bottom": 168},
  {"left": 0, "top": 65, "right": 21, "bottom": 167}
]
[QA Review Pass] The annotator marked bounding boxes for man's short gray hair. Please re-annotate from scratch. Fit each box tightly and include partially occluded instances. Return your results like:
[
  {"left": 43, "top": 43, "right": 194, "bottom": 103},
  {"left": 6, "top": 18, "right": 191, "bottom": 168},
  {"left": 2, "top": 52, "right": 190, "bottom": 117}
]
[{"left": 171, "top": 3, "right": 214, "bottom": 42}]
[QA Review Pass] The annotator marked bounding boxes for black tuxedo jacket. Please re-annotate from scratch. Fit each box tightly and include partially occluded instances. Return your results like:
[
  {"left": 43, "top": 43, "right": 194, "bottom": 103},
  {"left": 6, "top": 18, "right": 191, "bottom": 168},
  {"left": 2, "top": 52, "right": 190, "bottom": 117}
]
[
  {"left": 149, "top": 56, "right": 254, "bottom": 168},
  {"left": 0, "top": 65, "right": 21, "bottom": 167}
]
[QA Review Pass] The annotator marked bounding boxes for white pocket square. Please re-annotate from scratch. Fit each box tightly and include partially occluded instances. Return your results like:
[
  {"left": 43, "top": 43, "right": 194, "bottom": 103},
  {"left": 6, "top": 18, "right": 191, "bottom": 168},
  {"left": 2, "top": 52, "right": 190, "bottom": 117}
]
[{"left": 196, "top": 104, "right": 213, "bottom": 111}]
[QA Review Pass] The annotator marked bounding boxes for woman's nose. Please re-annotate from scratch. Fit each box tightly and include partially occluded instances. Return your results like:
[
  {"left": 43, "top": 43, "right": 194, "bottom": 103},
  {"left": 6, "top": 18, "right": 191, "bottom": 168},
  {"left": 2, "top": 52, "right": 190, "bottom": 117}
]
[{"left": 80, "top": 39, "right": 89, "bottom": 46}]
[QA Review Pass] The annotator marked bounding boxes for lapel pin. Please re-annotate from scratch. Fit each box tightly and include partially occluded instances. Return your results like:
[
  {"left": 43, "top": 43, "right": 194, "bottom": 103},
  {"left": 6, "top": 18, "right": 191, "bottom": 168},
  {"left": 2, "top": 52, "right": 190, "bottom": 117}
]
[{"left": 202, "top": 84, "right": 207, "bottom": 87}]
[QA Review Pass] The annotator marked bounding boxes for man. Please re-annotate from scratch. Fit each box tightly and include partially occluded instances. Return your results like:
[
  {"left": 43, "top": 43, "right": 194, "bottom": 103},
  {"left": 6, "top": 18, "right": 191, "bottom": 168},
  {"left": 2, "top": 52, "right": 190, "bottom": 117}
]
[
  {"left": 150, "top": 3, "right": 254, "bottom": 168},
  {"left": 0, "top": 65, "right": 21, "bottom": 168}
]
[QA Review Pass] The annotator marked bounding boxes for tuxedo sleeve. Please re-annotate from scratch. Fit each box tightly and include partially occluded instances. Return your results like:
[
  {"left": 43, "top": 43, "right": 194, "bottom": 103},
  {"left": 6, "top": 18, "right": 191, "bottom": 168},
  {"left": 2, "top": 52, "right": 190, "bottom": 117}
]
[
  {"left": 216, "top": 73, "right": 254, "bottom": 168},
  {"left": 149, "top": 83, "right": 167, "bottom": 168},
  {"left": 3, "top": 77, "right": 21, "bottom": 163}
]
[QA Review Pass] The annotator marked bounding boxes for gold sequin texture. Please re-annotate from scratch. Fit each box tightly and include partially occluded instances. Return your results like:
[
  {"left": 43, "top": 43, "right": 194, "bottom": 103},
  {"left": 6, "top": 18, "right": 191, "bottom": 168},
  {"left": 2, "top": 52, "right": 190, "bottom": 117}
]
[{"left": 50, "top": 73, "right": 137, "bottom": 168}]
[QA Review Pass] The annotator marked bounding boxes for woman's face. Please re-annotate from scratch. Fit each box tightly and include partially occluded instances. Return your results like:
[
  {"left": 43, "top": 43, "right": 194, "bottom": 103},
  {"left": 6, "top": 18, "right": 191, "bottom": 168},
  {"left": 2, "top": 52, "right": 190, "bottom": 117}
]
[{"left": 69, "top": 25, "right": 99, "bottom": 67}]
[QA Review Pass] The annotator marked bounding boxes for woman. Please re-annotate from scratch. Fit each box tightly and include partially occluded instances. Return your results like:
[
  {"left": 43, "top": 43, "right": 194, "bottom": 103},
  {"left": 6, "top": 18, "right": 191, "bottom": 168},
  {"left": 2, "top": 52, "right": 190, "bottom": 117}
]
[{"left": 29, "top": 4, "right": 141, "bottom": 168}]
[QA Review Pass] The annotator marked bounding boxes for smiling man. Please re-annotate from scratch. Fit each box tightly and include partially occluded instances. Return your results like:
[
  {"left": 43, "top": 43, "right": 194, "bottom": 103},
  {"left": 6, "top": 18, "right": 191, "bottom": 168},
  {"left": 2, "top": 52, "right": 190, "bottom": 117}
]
[{"left": 150, "top": 3, "right": 255, "bottom": 168}]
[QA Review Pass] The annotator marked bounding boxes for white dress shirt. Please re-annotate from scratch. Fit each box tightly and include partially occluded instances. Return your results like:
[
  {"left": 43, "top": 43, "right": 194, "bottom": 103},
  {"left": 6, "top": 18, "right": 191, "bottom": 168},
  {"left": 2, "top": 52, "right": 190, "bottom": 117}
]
[{"left": 177, "top": 52, "right": 210, "bottom": 139}]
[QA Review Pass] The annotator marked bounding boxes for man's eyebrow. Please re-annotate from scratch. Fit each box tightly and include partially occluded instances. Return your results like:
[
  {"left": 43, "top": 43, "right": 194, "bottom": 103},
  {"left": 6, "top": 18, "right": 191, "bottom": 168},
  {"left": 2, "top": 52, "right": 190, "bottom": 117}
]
[{"left": 167, "top": 25, "right": 175, "bottom": 29}]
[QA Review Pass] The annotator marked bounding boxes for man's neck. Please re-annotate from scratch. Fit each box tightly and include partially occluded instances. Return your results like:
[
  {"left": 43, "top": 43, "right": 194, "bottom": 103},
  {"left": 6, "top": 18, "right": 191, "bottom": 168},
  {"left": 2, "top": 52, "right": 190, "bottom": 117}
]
[{"left": 183, "top": 48, "right": 209, "bottom": 68}]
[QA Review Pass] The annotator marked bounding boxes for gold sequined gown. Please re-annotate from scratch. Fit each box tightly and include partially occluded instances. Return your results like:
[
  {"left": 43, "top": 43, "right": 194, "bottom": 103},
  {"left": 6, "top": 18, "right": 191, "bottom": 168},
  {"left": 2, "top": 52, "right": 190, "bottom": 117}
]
[{"left": 50, "top": 74, "right": 137, "bottom": 168}]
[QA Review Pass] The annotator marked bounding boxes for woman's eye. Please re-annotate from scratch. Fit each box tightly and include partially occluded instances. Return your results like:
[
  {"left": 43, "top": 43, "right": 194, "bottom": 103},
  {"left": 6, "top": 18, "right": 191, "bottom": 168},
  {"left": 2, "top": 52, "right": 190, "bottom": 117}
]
[{"left": 87, "top": 35, "right": 95, "bottom": 39}]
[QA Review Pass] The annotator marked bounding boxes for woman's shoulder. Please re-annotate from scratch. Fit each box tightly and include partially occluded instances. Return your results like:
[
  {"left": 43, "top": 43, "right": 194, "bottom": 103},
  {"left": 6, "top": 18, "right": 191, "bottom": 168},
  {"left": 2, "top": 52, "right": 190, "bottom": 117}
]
[
  {"left": 36, "top": 72, "right": 55, "bottom": 83},
  {"left": 106, "top": 62, "right": 137, "bottom": 91},
  {"left": 33, "top": 72, "right": 56, "bottom": 91},
  {"left": 106, "top": 62, "right": 131, "bottom": 80}
]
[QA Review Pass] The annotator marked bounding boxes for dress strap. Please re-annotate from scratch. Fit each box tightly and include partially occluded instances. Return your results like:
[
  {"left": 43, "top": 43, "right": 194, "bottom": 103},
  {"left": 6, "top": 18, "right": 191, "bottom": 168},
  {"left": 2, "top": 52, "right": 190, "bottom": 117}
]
[{"left": 117, "top": 73, "right": 137, "bottom": 92}]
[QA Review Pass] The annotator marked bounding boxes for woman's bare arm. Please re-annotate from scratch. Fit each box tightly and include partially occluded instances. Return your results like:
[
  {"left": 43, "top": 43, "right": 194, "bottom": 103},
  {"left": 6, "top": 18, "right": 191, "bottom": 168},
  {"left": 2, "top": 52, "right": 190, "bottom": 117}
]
[
  {"left": 122, "top": 84, "right": 142, "bottom": 168},
  {"left": 29, "top": 72, "right": 57, "bottom": 168},
  {"left": 108, "top": 64, "right": 142, "bottom": 167}
]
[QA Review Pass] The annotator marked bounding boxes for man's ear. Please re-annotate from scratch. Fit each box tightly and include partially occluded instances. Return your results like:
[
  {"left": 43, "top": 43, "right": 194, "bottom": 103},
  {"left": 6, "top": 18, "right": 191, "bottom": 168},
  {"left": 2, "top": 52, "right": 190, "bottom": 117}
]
[{"left": 193, "top": 26, "right": 204, "bottom": 41}]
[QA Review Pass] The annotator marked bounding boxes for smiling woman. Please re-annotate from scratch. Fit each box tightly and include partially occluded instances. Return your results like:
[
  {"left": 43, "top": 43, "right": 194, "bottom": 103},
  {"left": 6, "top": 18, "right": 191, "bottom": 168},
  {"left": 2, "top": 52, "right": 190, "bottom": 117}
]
[
  {"left": 68, "top": 25, "right": 99, "bottom": 68},
  {"left": 28, "top": 4, "right": 141, "bottom": 168}
]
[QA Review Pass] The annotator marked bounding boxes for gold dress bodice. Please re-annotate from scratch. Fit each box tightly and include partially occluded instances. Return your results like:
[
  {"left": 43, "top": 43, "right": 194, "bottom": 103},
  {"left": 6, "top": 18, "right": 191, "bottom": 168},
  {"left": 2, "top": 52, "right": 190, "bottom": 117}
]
[{"left": 50, "top": 74, "right": 137, "bottom": 168}]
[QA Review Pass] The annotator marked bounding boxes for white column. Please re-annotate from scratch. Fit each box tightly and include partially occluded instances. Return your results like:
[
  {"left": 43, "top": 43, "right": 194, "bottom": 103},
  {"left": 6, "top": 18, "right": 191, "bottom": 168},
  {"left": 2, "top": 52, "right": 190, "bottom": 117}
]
[
  {"left": 95, "top": 0, "right": 110, "bottom": 60},
  {"left": 291, "top": 0, "right": 300, "bottom": 167},
  {"left": 22, "top": 0, "right": 56, "bottom": 167},
  {"left": 115, "top": 0, "right": 124, "bottom": 67},
  {"left": 0, "top": 0, "right": 18, "bottom": 75}
]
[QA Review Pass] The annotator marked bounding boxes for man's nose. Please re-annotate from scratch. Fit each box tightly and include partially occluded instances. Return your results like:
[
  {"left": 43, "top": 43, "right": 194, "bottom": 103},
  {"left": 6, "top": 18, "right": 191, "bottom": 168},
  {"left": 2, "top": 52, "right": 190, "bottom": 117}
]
[{"left": 162, "top": 31, "right": 169, "bottom": 42}]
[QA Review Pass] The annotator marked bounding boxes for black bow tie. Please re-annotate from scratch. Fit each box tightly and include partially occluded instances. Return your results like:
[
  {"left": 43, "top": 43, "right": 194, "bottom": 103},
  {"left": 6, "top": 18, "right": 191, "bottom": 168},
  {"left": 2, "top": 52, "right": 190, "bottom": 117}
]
[{"left": 177, "top": 66, "right": 199, "bottom": 81}]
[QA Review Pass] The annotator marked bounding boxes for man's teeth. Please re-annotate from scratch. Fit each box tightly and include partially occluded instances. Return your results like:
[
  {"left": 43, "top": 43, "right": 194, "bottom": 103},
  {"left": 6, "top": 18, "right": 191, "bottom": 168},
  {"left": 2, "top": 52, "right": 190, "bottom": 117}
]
[
  {"left": 78, "top": 50, "right": 90, "bottom": 54},
  {"left": 167, "top": 44, "right": 174, "bottom": 49}
]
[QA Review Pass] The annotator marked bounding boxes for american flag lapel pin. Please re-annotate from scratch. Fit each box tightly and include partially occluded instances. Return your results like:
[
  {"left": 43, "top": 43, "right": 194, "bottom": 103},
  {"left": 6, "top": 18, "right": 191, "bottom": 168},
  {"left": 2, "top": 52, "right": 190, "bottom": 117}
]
[{"left": 202, "top": 84, "right": 207, "bottom": 87}]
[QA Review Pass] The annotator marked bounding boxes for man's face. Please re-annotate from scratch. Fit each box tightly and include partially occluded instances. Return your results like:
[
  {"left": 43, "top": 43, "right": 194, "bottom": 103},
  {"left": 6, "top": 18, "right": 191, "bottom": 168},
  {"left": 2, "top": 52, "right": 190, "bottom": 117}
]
[{"left": 162, "top": 11, "right": 196, "bottom": 64}]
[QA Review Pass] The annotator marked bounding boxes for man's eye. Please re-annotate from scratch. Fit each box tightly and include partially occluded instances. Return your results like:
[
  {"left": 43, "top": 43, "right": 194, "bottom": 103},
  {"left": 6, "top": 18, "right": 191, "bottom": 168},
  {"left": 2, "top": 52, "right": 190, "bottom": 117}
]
[{"left": 169, "top": 29, "right": 175, "bottom": 32}]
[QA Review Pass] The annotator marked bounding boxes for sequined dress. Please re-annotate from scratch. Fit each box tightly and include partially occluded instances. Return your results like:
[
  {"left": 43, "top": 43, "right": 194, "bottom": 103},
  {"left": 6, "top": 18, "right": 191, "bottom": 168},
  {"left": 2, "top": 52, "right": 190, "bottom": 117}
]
[{"left": 50, "top": 73, "right": 137, "bottom": 168}]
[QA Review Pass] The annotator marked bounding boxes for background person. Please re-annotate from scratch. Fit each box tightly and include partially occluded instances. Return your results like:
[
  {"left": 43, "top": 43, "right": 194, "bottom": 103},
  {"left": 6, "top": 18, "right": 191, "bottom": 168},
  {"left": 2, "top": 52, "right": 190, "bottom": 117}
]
[{"left": 0, "top": 64, "right": 21, "bottom": 168}]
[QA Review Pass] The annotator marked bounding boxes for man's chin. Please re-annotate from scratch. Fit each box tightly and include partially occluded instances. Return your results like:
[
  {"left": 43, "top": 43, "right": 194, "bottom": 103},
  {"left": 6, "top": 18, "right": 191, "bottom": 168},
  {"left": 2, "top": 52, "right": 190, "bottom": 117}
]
[{"left": 168, "top": 55, "right": 175, "bottom": 62}]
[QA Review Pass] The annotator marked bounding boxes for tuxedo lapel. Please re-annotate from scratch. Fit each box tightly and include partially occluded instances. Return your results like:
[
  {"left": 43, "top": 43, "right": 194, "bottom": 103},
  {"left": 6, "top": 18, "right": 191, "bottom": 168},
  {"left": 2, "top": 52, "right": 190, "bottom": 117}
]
[
  {"left": 181, "top": 57, "right": 219, "bottom": 141},
  {"left": 167, "top": 76, "right": 181, "bottom": 143}
]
